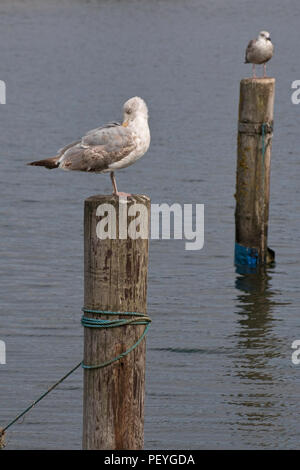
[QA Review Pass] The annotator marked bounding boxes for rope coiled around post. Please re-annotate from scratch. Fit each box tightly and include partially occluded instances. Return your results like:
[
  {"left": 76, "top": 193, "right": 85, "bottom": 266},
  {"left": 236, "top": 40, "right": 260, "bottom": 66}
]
[
  {"left": 0, "top": 308, "right": 151, "bottom": 448},
  {"left": 81, "top": 308, "right": 151, "bottom": 370}
]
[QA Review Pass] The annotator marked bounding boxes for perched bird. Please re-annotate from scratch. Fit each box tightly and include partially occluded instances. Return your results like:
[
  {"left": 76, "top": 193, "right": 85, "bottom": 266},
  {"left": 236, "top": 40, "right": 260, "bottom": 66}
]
[
  {"left": 245, "top": 31, "right": 274, "bottom": 78},
  {"left": 28, "top": 97, "right": 150, "bottom": 196}
]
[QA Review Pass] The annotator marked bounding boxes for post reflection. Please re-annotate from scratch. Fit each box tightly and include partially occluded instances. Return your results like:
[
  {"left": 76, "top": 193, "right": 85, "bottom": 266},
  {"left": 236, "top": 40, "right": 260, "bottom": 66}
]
[
  {"left": 235, "top": 266, "right": 278, "bottom": 377},
  {"left": 226, "top": 267, "right": 286, "bottom": 445}
]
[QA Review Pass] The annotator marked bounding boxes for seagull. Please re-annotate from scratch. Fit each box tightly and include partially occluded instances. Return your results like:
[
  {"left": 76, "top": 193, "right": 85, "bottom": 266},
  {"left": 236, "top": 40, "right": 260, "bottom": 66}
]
[
  {"left": 245, "top": 31, "right": 274, "bottom": 78},
  {"left": 28, "top": 96, "right": 150, "bottom": 197}
]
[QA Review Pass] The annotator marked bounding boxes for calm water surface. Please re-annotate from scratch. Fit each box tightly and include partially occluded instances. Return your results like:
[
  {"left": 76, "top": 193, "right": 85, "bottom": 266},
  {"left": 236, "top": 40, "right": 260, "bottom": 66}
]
[{"left": 0, "top": 0, "right": 300, "bottom": 449}]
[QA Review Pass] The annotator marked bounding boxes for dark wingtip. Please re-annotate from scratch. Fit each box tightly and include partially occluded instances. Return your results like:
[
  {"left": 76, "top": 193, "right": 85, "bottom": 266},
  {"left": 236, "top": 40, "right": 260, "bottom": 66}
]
[
  {"left": 27, "top": 158, "right": 59, "bottom": 169},
  {"left": 27, "top": 161, "right": 42, "bottom": 167}
]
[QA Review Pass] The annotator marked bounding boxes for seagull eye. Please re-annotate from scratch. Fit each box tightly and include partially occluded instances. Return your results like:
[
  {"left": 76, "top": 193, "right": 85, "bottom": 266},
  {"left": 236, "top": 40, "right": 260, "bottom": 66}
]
[{"left": 127, "top": 109, "right": 132, "bottom": 115}]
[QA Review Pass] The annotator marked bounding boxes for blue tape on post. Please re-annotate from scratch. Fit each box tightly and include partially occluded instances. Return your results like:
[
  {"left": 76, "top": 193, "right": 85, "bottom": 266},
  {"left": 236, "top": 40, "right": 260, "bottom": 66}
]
[{"left": 235, "top": 243, "right": 259, "bottom": 266}]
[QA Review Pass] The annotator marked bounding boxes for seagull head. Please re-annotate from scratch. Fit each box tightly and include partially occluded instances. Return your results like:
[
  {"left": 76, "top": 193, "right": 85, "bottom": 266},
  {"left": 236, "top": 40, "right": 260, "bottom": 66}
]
[
  {"left": 258, "top": 31, "right": 272, "bottom": 42},
  {"left": 122, "top": 97, "right": 148, "bottom": 127}
]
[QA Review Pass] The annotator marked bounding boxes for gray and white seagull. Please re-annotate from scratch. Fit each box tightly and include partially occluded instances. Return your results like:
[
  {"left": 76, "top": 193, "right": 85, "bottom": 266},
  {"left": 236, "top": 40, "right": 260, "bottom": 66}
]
[
  {"left": 28, "top": 96, "right": 150, "bottom": 197},
  {"left": 245, "top": 31, "right": 274, "bottom": 78}
]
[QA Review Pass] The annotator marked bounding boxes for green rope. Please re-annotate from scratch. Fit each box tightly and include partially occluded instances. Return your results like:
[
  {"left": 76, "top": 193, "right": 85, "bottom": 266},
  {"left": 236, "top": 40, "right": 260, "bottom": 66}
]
[
  {"left": 81, "top": 308, "right": 151, "bottom": 370},
  {"left": 0, "top": 361, "right": 82, "bottom": 445},
  {"left": 0, "top": 308, "right": 150, "bottom": 447}
]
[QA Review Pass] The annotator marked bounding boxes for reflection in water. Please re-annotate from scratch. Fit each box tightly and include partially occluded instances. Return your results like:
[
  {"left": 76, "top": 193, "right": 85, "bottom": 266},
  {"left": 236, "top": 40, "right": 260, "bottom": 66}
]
[
  {"left": 227, "top": 268, "right": 288, "bottom": 446},
  {"left": 235, "top": 268, "right": 279, "bottom": 379}
]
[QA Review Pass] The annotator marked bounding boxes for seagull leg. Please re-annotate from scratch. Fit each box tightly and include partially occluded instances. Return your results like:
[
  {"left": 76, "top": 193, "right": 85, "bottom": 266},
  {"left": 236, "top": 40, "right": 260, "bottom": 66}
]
[
  {"left": 110, "top": 171, "right": 118, "bottom": 194},
  {"left": 110, "top": 172, "right": 132, "bottom": 197},
  {"left": 252, "top": 64, "right": 257, "bottom": 79},
  {"left": 263, "top": 63, "right": 267, "bottom": 78}
]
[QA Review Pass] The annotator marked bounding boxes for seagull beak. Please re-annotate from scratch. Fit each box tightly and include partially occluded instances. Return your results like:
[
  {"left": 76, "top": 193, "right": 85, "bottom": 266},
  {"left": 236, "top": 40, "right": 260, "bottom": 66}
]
[
  {"left": 122, "top": 120, "right": 129, "bottom": 127},
  {"left": 267, "top": 37, "right": 271, "bottom": 41}
]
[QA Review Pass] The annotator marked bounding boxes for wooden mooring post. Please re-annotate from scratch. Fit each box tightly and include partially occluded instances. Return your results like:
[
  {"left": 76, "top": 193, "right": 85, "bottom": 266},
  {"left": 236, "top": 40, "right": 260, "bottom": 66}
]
[
  {"left": 235, "top": 78, "right": 275, "bottom": 268},
  {"left": 82, "top": 194, "right": 150, "bottom": 450}
]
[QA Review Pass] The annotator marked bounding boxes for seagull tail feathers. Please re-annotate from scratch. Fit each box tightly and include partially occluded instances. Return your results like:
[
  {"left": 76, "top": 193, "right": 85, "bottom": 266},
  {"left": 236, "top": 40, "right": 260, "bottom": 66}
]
[{"left": 27, "top": 156, "right": 60, "bottom": 169}]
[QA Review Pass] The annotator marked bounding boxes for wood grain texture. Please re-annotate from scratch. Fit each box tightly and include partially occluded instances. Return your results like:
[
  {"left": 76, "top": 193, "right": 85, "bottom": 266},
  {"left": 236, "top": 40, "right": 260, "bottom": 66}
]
[
  {"left": 235, "top": 78, "right": 275, "bottom": 263},
  {"left": 82, "top": 194, "right": 150, "bottom": 450}
]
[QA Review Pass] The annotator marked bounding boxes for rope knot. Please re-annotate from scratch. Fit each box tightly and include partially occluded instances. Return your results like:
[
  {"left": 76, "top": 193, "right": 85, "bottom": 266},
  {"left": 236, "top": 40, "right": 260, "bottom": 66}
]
[{"left": 81, "top": 308, "right": 151, "bottom": 370}]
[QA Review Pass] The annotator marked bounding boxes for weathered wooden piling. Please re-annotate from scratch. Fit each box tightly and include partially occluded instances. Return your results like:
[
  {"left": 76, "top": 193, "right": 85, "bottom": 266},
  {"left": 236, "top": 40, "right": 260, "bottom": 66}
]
[
  {"left": 235, "top": 78, "right": 275, "bottom": 267},
  {"left": 82, "top": 194, "right": 150, "bottom": 450}
]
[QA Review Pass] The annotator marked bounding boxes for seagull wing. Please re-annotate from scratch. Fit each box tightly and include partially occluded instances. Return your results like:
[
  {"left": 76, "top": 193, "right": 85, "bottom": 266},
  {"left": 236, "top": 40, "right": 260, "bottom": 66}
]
[
  {"left": 57, "top": 140, "right": 81, "bottom": 156},
  {"left": 84, "top": 121, "right": 121, "bottom": 136},
  {"left": 245, "top": 39, "right": 256, "bottom": 63},
  {"left": 58, "top": 122, "right": 137, "bottom": 172}
]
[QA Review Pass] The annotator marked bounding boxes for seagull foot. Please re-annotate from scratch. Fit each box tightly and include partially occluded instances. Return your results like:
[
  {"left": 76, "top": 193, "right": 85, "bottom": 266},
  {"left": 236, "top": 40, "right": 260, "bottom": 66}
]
[{"left": 113, "top": 191, "right": 132, "bottom": 197}]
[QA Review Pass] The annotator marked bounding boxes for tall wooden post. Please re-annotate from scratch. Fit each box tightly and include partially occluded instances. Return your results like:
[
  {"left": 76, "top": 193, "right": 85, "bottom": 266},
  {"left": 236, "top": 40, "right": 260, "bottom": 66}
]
[
  {"left": 82, "top": 194, "right": 150, "bottom": 450},
  {"left": 235, "top": 78, "right": 275, "bottom": 267}
]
